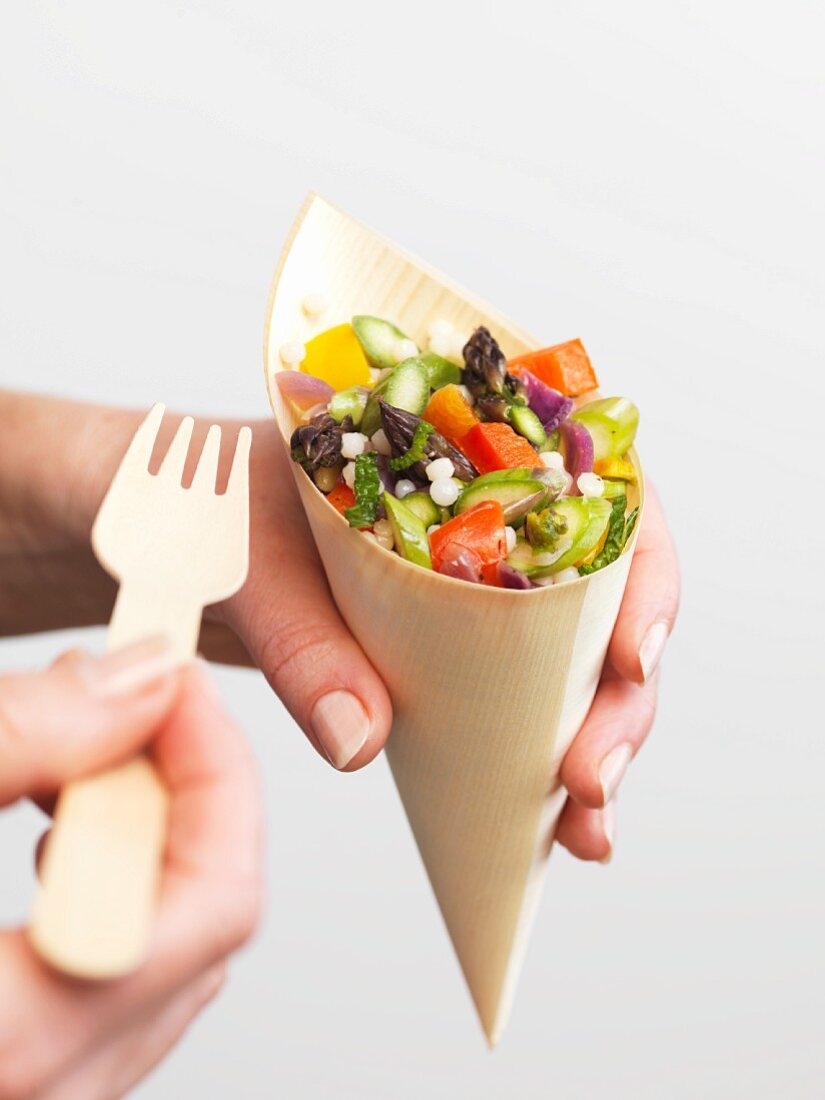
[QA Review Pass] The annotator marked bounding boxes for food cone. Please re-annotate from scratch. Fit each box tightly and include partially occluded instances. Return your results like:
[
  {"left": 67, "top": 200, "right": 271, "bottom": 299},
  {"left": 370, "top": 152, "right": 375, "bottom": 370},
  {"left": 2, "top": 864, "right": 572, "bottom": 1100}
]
[{"left": 264, "top": 195, "right": 643, "bottom": 1044}]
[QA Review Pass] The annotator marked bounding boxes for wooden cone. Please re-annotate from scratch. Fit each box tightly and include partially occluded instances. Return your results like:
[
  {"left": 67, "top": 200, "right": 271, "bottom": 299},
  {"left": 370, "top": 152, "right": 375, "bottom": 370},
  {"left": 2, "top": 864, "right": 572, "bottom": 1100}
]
[{"left": 264, "top": 195, "right": 643, "bottom": 1043}]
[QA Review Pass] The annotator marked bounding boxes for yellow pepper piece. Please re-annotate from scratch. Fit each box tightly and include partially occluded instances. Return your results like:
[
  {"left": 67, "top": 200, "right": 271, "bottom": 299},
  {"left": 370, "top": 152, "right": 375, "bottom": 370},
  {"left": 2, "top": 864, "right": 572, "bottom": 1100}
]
[
  {"left": 578, "top": 525, "right": 609, "bottom": 566},
  {"left": 593, "top": 456, "right": 636, "bottom": 482},
  {"left": 300, "top": 323, "right": 372, "bottom": 391}
]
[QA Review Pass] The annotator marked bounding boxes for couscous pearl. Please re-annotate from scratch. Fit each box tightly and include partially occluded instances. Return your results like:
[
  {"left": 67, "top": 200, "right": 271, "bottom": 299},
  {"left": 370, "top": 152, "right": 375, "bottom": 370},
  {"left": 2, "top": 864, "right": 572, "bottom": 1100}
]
[
  {"left": 373, "top": 519, "right": 393, "bottom": 540},
  {"left": 427, "top": 319, "right": 455, "bottom": 342},
  {"left": 540, "top": 450, "right": 565, "bottom": 471},
  {"left": 341, "top": 432, "right": 368, "bottom": 460},
  {"left": 371, "top": 429, "right": 392, "bottom": 456},
  {"left": 449, "top": 332, "right": 467, "bottom": 364},
  {"left": 301, "top": 292, "right": 328, "bottom": 318},
  {"left": 577, "top": 472, "right": 605, "bottom": 498},
  {"left": 369, "top": 367, "right": 382, "bottom": 384},
  {"left": 426, "top": 524, "right": 441, "bottom": 538},
  {"left": 428, "top": 332, "right": 455, "bottom": 360},
  {"left": 426, "top": 457, "right": 455, "bottom": 482},
  {"left": 395, "top": 479, "right": 416, "bottom": 499},
  {"left": 553, "top": 567, "right": 581, "bottom": 585},
  {"left": 393, "top": 338, "right": 419, "bottom": 363},
  {"left": 279, "top": 341, "right": 306, "bottom": 367},
  {"left": 430, "top": 479, "right": 460, "bottom": 507},
  {"left": 342, "top": 462, "right": 357, "bottom": 489},
  {"left": 505, "top": 526, "right": 517, "bottom": 553}
]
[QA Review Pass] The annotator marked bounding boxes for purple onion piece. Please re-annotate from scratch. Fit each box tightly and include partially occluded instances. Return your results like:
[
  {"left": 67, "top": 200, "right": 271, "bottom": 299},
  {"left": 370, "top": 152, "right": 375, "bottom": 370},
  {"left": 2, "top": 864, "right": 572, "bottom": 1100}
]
[
  {"left": 520, "top": 370, "right": 573, "bottom": 432},
  {"left": 437, "top": 545, "right": 484, "bottom": 584},
  {"left": 496, "top": 562, "right": 534, "bottom": 589},
  {"left": 276, "top": 371, "right": 334, "bottom": 410},
  {"left": 559, "top": 419, "right": 594, "bottom": 492}
]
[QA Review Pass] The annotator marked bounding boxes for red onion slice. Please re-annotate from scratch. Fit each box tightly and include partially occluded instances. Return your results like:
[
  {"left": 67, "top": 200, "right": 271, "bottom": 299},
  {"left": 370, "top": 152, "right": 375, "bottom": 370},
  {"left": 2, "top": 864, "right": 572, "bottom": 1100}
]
[
  {"left": 276, "top": 371, "right": 334, "bottom": 410},
  {"left": 559, "top": 420, "right": 594, "bottom": 491},
  {"left": 436, "top": 544, "right": 484, "bottom": 584}
]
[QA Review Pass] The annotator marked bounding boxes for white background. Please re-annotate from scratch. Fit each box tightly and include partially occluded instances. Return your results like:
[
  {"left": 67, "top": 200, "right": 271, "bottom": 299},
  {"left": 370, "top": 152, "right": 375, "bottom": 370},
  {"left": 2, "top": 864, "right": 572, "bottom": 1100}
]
[{"left": 1, "top": 2, "right": 823, "bottom": 1097}]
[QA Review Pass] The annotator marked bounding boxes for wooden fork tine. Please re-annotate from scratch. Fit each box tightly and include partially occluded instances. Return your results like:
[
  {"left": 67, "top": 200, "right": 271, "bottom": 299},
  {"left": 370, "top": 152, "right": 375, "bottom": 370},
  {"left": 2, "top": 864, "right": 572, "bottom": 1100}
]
[
  {"left": 225, "top": 426, "right": 252, "bottom": 502},
  {"left": 191, "top": 424, "right": 222, "bottom": 491},
  {"left": 120, "top": 402, "right": 166, "bottom": 472},
  {"left": 157, "top": 415, "right": 194, "bottom": 483}
]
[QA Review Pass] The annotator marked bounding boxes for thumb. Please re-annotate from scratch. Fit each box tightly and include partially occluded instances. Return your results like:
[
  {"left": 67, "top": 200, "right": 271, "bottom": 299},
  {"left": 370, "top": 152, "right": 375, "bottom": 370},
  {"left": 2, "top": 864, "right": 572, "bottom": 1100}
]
[
  {"left": 228, "top": 555, "right": 393, "bottom": 771},
  {"left": 0, "top": 638, "right": 180, "bottom": 807}
]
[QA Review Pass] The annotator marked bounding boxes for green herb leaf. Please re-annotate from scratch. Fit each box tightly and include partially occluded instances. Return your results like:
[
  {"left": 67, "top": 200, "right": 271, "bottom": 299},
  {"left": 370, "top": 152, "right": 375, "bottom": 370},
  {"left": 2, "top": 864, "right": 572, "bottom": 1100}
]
[
  {"left": 345, "top": 453, "right": 381, "bottom": 528},
  {"left": 389, "top": 419, "right": 435, "bottom": 471},
  {"left": 579, "top": 494, "right": 637, "bottom": 575}
]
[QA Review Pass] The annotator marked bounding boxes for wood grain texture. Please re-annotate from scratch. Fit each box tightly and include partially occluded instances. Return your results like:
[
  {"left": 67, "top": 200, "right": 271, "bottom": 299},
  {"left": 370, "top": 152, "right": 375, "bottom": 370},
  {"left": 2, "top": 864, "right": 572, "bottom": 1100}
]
[
  {"left": 30, "top": 409, "right": 251, "bottom": 980},
  {"left": 264, "top": 195, "right": 643, "bottom": 1043}
]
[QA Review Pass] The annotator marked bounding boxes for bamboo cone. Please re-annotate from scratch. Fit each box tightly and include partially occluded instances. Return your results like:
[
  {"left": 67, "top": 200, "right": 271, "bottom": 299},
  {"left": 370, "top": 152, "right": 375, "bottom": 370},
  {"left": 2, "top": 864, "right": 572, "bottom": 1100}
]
[{"left": 264, "top": 195, "right": 643, "bottom": 1044}]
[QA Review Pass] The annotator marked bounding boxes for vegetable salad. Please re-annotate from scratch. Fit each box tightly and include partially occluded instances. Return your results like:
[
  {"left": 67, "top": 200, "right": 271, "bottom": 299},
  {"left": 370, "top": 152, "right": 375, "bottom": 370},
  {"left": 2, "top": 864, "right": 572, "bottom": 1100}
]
[{"left": 277, "top": 316, "right": 639, "bottom": 588}]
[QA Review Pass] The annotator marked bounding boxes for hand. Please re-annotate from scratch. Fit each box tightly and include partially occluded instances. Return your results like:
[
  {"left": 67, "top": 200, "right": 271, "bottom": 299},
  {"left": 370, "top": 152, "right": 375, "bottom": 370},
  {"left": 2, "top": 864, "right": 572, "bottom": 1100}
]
[
  {"left": 554, "top": 484, "right": 680, "bottom": 862},
  {"left": 0, "top": 394, "right": 392, "bottom": 774},
  {"left": 0, "top": 643, "right": 262, "bottom": 1100}
]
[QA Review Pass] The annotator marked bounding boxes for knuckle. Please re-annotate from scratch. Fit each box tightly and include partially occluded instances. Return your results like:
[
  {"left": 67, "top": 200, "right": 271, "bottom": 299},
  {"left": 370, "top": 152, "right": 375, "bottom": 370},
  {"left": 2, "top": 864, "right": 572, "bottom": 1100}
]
[
  {"left": 208, "top": 876, "right": 262, "bottom": 958},
  {"left": 258, "top": 617, "right": 339, "bottom": 692}
]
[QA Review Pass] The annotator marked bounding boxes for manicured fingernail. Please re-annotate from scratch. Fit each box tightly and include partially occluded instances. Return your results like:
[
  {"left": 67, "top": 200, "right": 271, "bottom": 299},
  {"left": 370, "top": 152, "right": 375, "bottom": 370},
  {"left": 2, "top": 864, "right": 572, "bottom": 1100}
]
[
  {"left": 639, "top": 621, "right": 669, "bottom": 682},
  {"left": 599, "top": 742, "right": 633, "bottom": 805},
  {"left": 79, "top": 636, "right": 178, "bottom": 698},
  {"left": 311, "top": 691, "right": 370, "bottom": 770},
  {"left": 600, "top": 800, "right": 617, "bottom": 864}
]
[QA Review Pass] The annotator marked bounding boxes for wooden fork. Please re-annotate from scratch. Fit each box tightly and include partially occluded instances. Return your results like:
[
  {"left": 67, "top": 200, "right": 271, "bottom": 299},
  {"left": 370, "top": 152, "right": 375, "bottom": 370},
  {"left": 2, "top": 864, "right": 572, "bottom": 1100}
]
[{"left": 30, "top": 404, "right": 251, "bottom": 979}]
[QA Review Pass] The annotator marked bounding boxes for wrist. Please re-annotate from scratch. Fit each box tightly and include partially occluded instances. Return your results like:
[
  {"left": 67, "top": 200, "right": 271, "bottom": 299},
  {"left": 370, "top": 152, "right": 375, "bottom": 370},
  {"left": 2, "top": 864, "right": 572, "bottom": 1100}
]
[{"left": 0, "top": 393, "right": 143, "bottom": 633}]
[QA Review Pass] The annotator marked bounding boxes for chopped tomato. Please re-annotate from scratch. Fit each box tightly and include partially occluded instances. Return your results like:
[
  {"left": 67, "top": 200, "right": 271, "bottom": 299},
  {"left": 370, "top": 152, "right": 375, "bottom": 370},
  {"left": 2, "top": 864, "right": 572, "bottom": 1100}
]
[
  {"left": 458, "top": 422, "right": 539, "bottom": 474},
  {"left": 423, "top": 383, "right": 479, "bottom": 443},
  {"left": 326, "top": 482, "right": 356, "bottom": 516},
  {"left": 508, "top": 339, "right": 598, "bottom": 397},
  {"left": 430, "top": 500, "right": 507, "bottom": 577}
]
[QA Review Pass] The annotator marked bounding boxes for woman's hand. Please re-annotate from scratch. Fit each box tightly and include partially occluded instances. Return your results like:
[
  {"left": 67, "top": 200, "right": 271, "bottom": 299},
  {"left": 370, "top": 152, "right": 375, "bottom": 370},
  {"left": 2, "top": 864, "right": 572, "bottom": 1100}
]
[
  {"left": 555, "top": 484, "right": 680, "bottom": 862},
  {"left": 0, "top": 642, "right": 262, "bottom": 1100}
]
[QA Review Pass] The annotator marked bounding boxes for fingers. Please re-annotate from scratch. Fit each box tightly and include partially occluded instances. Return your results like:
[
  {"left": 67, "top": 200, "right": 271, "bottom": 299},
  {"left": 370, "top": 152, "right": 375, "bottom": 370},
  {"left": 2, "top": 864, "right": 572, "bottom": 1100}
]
[
  {"left": 38, "top": 965, "right": 227, "bottom": 1100},
  {"left": 137, "top": 663, "right": 263, "bottom": 993},
  {"left": 0, "top": 665, "right": 261, "bottom": 1097},
  {"left": 607, "top": 484, "right": 680, "bottom": 684},
  {"left": 0, "top": 640, "right": 179, "bottom": 807},
  {"left": 561, "top": 670, "right": 659, "bottom": 810},
  {"left": 222, "top": 424, "right": 392, "bottom": 771},
  {"left": 555, "top": 800, "right": 617, "bottom": 863}
]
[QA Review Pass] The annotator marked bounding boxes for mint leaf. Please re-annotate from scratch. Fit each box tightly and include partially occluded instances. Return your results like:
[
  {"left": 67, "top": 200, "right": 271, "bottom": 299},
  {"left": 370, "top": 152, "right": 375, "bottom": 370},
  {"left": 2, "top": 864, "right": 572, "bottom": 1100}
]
[
  {"left": 389, "top": 419, "right": 435, "bottom": 471},
  {"left": 579, "top": 494, "right": 632, "bottom": 575},
  {"left": 345, "top": 453, "right": 380, "bottom": 528}
]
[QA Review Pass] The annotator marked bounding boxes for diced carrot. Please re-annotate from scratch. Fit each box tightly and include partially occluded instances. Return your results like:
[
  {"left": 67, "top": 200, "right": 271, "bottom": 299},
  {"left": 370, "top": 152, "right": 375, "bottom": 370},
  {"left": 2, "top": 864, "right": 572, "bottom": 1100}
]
[
  {"left": 508, "top": 339, "right": 598, "bottom": 397},
  {"left": 458, "top": 422, "right": 539, "bottom": 474},
  {"left": 423, "top": 384, "right": 479, "bottom": 443},
  {"left": 430, "top": 501, "right": 507, "bottom": 575},
  {"left": 327, "top": 482, "right": 356, "bottom": 516}
]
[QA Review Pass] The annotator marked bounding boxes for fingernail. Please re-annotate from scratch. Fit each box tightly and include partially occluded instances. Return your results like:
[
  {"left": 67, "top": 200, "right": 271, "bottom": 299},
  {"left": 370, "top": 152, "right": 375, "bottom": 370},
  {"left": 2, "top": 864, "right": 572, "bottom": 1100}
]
[
  {"left": 599, "top": 742, "right": 633, "bottom": 805},
  {"left": 311, "top": 691, "right": 370, "bottom": 770},
  {"left": 78, "top": 636, "right": 178, "bottom": 698},
  {"left": 639, "top": 621, "right": 669, "bottom": 682},
  {"left": 600, "top": 800, "right": 617, "bottom": 864}
]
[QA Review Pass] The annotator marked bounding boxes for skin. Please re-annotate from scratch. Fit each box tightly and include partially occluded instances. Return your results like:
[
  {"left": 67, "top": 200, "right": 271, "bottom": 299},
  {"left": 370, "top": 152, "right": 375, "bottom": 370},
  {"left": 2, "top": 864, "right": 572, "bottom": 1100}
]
[
  {"left": 0, "top": 655, "right": 262, "bottom": 1100},
  {"left": 0, "top": 391, "right": 680, "bottom": 863}
]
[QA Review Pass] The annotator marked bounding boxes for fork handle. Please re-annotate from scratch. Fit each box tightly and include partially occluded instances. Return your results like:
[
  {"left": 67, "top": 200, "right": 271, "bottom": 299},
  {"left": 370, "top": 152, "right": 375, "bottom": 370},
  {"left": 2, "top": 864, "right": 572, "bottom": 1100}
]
[{"left": 30, "top": 584, "right": 203, "bottom": 979}]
